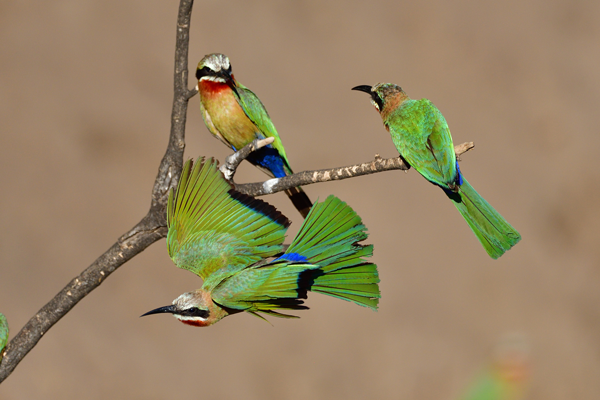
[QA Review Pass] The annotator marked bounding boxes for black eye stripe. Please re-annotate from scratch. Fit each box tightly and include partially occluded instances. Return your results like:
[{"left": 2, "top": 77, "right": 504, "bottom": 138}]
[
  {"left": 371, "top": 93, "right": 384, "bottom": 110},
  {"left": 196, "top": 66, "right": 214, "bottom": 80},
  {"left": 196, "top": 65, "right": 232, "bottom": 81},
  {"left": 180, "top": 307, "right": 210, "bottom": 319}
]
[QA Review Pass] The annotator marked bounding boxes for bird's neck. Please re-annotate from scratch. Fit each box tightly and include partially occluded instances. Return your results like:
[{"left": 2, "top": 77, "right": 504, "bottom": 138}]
[{"left": 381, "top": 91, "right": 410, "bottom": 121}]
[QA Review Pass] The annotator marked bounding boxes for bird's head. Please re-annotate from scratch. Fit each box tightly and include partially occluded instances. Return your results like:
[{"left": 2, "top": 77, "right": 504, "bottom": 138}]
[
  {"left": 141, "top": 290, "right": 229, "bottom": 327},
  {"left": 352, "top": 83, "right": 408, "bottom": 116},
  {"left": 196, "top": 53, "right": 235, "bottom": 84}
]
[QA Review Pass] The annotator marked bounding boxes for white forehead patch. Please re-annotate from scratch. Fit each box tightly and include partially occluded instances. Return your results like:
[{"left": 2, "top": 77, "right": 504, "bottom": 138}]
[
  {"left": 201, "top": 53, "right": 231, "bottom": 73},
  {"left": 173, "top": 292, "right": 196, "bottom": 307}
]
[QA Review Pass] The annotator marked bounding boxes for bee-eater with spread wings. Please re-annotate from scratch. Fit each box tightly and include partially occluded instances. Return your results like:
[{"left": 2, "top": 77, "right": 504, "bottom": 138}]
[{"left": 142, "top": 158, "right": 380, "bottom": 326}]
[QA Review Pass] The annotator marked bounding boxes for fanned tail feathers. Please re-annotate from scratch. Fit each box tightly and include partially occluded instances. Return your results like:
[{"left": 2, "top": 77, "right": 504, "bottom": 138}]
[
  {"left": 212, "top": 195, "right": 380, "bottom": 319},
  {"left": 286, "top": 195, "right": 380, "bottom": 310},
  {"left": 452, "top": 178, "right": 521, "bottom": 259}
]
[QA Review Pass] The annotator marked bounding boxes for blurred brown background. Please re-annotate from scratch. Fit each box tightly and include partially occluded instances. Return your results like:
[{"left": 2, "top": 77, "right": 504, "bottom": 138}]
[{"left": 1, "top": 1, "right": 598, "bottom": 399}]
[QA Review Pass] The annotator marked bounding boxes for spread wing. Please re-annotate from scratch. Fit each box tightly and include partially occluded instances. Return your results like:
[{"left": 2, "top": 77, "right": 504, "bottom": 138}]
[
  {"left": 234, "top": 83, "right": 293, "bottom": 172},
  {"left": 388, "top": 99, "right": 458, "bottom": 188},
  {"left": 166, "top": 158, "right": 290, "bottom": 281}
]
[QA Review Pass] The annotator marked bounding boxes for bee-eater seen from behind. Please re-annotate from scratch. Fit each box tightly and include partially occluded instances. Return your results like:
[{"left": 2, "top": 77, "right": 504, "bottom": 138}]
[{"left": 352, "top": 83, "right": 520, "bottom": 259}]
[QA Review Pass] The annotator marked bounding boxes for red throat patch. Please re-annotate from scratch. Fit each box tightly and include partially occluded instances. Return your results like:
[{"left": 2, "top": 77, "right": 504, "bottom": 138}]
[
  {"left": 178, "top": 318, "right": 210, "bottom": 327},
  {"left": 198, "top": 80, "right": 230, "bottom": 97}
]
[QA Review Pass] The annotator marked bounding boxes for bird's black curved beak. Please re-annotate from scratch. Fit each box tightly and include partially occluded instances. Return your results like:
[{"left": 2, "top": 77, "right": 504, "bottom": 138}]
[
  {"left": 141, "top": 305, "right": 177, "bottom": 317},
  {"left": 222, "top": 69, "right": 239, "bottom": 95},
  {"left": 351, "top": 85, "right": 373, "bottom": 94},
  {"left": 222, "top": 68, "right": 233, "bottom": 81}
]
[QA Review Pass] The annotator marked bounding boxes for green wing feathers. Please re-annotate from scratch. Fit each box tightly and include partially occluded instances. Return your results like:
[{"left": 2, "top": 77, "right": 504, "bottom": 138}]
[
  {"left": 453, "top": 178, "right": 521, "bottom": 259},
  {"left": 212, "top": 261, "right": 320, "bottom": 312},
  {"left": 167, "top": 158, "right": 290, "bottom": 279},
  {"left": 235, "top": 84, "right": 291, "bottom": 169}
]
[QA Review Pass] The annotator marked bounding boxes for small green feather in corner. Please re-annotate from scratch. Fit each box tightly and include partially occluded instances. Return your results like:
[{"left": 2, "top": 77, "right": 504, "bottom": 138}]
[
  {"left": 141, "top": 158, "right": 380, "bottom": 327},
  {"left": 0, "top": 313, "right": 8, "bottom": 361}
]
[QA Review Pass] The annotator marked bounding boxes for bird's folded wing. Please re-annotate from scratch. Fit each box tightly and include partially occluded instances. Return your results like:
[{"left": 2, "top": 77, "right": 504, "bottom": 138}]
[
  {"left": 390, "top": 99, "right": 458, "bottom": 187},
  {"left": 235, "top": 84, "right": 291, "bottom": 170}
]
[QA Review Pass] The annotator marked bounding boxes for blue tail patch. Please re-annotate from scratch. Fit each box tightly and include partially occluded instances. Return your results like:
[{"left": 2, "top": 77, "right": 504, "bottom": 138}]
[
  {"left": 247, "top": 146, "right": 288, "bottom": 178},
  {"left": 276, "top": 252, "right": 308, "bottom": 263},
  {"left": 441, "top": 162, "right": 464, "bottom": 203},
  {"left": 455, "top": 161, "right": 463, "bottom": 185}
]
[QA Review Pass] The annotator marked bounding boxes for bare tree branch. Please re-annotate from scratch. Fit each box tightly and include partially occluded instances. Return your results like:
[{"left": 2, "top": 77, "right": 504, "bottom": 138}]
[
  {"left": 0, "top": 0, "right": 195, "bottom": 383},
  {"left": 235, "top": 142, "right": 474, "bottom": 197}
]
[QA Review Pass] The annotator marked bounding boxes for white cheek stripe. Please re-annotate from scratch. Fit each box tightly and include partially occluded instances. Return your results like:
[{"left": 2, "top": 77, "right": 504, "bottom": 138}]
[
  {"left": 174, "top": 315, "right": 208, "bottom": 322},
  {"left": 200, "top": 76, "right": 226, "bottom": 83},
  {"left": 370, "top": 99, "right": 380, "bottom": 111}
]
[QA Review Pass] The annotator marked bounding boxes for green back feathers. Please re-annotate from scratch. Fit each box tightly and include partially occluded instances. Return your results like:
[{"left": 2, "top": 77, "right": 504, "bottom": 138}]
[
  {"left": 167, "top": 158, "right": 290, "bottom": 280},
  {"left": 388, "top": 99, "right": 458, "bottom": 188}
]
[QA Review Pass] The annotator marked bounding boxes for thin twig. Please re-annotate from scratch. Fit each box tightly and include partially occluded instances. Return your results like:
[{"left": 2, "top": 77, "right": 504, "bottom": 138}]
[
  {"left": 220, "top": 137, "right": 275, "bottom": 182},
  {"left": 235, "top": 142, "right": 474, "bottom": 197},
  {"left": 0, "top": 0, "right": 195, "bottom": 383}
]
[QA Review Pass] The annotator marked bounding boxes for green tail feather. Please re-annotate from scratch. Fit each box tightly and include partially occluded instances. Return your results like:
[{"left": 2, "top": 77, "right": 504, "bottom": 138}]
[
  {"left": 286, "top": 195, "right": 367, "bottom": 265},
  {"left": 287, "top": 195, "right": 380, "bottom": 309},
  {"left": 310, "top": 263, "right": 380, "bottom": 310},
  {"left": 452, "top": 178, "right": 521, "bottom": 259}
]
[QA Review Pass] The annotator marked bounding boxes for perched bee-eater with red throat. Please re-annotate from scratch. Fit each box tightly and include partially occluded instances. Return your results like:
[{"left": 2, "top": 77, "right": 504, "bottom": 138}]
[
  {"left": 141, "top": 158, "right": 380, "bottom": 327},
  {"left": 195, "top": 53, "right": 312, "bottom": 218},
  {"left": 352, "top": 83, "right": 520, "bottom": 259}
]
